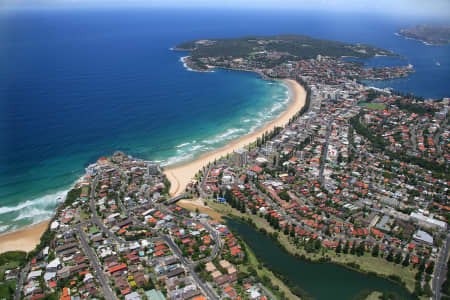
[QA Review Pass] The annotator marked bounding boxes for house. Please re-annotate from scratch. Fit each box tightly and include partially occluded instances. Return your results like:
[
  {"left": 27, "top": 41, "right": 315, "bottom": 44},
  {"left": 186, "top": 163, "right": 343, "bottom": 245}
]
[
  {"left": 109, "top": 263, "right": 127, "bottom": 275},
  {"left": 46, "top": 258, "right": 61, "bottom": 272},
  {"left": 27, "top": 270, "right": 42, "bottom": 281},
  {"left": 413, "top": 230, "right": 434, "bottom": 245},
  {"left": 125, "top": 292, "right": 141, "bottom": 300},
  {"left": 145, "top": 289, "right": 166, "bottom": 300}
]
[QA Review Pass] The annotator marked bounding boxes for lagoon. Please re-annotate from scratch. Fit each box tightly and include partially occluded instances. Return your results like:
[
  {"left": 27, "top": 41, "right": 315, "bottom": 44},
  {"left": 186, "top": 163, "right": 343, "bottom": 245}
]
[{"left": 226, "top": 218, "right": 414, "bottom": 300}]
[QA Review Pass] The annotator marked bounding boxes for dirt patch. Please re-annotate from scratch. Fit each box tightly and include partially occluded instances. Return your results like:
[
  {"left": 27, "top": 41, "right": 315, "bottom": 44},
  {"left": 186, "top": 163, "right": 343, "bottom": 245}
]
[{"left": 178, "top": 200, "right": 225, "bottom": 221}]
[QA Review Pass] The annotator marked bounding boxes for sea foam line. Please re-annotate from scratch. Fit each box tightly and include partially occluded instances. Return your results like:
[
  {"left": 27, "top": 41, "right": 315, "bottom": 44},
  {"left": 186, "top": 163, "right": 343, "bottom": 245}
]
[
  {"left": 161, "top": 78, "right": 292, "bottom": 168},
  {"left": 0, "top": 175, "right": 84, "bottom": 234}
]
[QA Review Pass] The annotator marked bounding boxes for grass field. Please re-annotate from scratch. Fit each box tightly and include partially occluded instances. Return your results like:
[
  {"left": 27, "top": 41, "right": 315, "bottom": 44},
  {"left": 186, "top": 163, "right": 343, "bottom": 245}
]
[
  {"left": 0, "top": 251, "right": 26, "bottom": 300},
  {"left": 364, "top": 103, "right": 386, "bottom": 110},
  {"left": 365, "top": 291, "right": 382, "bottom": 300}
]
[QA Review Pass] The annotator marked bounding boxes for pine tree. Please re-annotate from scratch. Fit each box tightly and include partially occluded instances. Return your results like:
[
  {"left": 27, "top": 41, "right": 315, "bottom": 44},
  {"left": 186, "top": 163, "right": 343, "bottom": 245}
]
[
  {"left": 395, "top": 252, "right": 402, "bottom": 264},
  {"left": 336, "top": 241, "right": 342, "bottom": 253},
  {"left": 386, "top": 250, "right": 394, "bottom": 262},
  {"left": 371, "top": 244, "right": 379, "bottom": 257},
  {"left": 343, "top": 241, "right": 349, "bottom": 254},
  {"left": 402, "top": 253, "right": 410, "bottom": 267}
]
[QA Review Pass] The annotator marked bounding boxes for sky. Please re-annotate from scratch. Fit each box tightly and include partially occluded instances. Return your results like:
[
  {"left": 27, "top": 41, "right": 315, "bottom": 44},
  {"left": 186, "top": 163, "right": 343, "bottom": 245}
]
[{"left": 1, "top": 0, "right": 450, "bottom": 19}]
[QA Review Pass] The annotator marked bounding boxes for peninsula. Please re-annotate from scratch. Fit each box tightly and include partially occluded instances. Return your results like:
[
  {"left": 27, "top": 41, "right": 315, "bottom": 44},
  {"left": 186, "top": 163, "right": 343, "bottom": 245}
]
[{"left": 398, "top": 24, "right": 450, "bottom": 45}]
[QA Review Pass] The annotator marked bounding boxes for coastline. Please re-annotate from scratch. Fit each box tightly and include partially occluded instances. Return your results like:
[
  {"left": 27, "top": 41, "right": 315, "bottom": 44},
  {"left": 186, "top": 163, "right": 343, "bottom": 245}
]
[
  {"left": 164, "top": 78, "right": 306, "bottom": 196},
  {"left": 0, "top": 79, "right": 305, "bottom": 254},
  {"left": 0, "top": 220, "right": 49, "bottom": 254}
]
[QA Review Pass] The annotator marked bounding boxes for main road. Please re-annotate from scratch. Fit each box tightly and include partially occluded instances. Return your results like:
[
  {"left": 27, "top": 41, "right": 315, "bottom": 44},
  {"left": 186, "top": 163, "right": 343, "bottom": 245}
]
[{"left": 433, "top": 233, "right": 450, "bottom": 300}]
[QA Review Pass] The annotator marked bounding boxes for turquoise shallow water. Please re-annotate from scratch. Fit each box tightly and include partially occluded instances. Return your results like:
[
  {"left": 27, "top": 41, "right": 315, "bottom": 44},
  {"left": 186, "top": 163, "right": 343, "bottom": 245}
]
[
  {"left": 0, "top": 8, "right": 291, "bottom": 232},
  {"left": 0, "top": 8, "right": 448, "bottom": 233}
]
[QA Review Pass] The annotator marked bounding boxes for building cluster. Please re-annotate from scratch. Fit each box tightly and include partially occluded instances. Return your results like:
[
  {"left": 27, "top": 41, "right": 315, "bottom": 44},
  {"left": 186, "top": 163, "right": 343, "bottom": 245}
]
[
  {"left": 20, "top": 152, "right": 274, "bottom": 300},
  {"left": 195, "top": 53, "right": 448, "bottom": 296}
]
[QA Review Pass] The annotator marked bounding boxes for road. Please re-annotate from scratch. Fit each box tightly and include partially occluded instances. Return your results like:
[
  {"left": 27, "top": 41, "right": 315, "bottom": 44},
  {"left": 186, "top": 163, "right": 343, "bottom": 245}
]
[
  {"left": 75, "top": 224, "right": 117, "bottom": 300},
  {"left": 117, "top": 193, "right": 220, "bottom": 300},
  {"left": 14, "top": 263, "right": 29, "bottom": 300},
  {"left": 160, "top": 234, "right": 219, "bottom": 300},
  {"left": 89, "top": 175, "right": 125, "bottom": 244},
  {"left": 433, "top": 117, "right": 447, "bottom": 156},
  {"left": 319, "top": 117, "right": 334, "bottom": 184},
  {"left": 433, "top": 234, "right": 450, "bottom": 300}
]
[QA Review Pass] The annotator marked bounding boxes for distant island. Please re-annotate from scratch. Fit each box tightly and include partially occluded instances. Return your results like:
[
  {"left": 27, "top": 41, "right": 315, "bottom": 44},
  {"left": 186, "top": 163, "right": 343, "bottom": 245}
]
[
  {"left": 398, "top": 24, "right": 450, "bottom": 45},
  {"left": 174, "top": 34, "right": 401, "bottom": 71}
]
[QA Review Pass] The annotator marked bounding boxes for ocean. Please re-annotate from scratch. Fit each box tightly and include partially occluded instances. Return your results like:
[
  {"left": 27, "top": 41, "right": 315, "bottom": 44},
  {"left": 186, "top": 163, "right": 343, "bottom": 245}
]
[{"left": 0, "top": 8, "right": 448, "bottom": 233}]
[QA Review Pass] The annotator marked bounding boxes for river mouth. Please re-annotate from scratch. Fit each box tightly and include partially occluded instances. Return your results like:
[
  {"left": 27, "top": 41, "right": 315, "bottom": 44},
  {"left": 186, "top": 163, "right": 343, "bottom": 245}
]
[{"left": 225, "top": 217, "right": 414, "bottom": 300}]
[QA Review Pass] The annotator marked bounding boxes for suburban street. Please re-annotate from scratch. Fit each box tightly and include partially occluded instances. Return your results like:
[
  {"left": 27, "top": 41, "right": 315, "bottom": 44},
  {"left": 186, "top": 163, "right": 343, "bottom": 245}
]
[
  {"left": 75, "top": 224, "right": 117, "bottom": 300},
  {"left": 14, "top": 263, "right": 29, "bottom": 300}
]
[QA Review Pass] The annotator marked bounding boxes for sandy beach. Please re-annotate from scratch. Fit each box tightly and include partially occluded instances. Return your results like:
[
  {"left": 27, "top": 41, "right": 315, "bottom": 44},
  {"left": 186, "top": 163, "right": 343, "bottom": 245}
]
[
  {"left": 0, "top": 221, "right": 49, "bottom": 254},
  {"left": 0, "top": 79, "right": 305, "bottom": 254},
  {"left": 164, "top": 79, "right": 306, "bottom": 196}
]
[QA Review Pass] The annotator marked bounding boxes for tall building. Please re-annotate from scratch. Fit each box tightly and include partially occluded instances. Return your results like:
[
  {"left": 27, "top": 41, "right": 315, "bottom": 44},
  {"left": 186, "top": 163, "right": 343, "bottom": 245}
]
[{"left": 234, "top": 148, "right": 248, "bottom": 167}]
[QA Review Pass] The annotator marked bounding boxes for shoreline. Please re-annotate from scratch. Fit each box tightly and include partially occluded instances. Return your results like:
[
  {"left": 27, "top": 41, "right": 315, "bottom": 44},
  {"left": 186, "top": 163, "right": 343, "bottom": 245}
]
[
  {"left": 164, "top": 78, "right": 306, "bottom": 196},
  {"left": 0, "top": 220, "right": 49, "bottom": 254},
  {"left": 0, "top": 78, "right": 306, "bottom": 254}
]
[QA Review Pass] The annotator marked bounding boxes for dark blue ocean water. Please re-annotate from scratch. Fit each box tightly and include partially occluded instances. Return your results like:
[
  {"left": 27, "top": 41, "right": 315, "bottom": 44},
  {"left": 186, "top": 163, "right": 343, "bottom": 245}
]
[{"left": 0, "top": 8, "right": 448, "bottom": 232}]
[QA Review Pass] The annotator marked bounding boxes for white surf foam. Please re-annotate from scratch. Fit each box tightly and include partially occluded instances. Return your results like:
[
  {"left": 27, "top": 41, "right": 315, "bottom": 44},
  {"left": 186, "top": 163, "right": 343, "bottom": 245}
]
[
  {"left": 176, "top": 142, "right": 191, "bottom": 148},
  {"left": 13, "top": 207, "right": 53, "bottom": 222},
  {"left": 0, "top": 189, "right": 68, "bottom": 215}
]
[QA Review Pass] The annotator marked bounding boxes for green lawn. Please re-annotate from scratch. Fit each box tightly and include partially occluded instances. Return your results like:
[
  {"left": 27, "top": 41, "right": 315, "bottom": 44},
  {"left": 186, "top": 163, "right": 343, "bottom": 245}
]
[
  {"left": 365, "top": 291, "right": 382, "bottom": 300},
  {"left": 0, "top": 279, "right": 16, "bottom": 300},
  {"left": 364, "top": 103, "right": 386, "bottom": 110}
]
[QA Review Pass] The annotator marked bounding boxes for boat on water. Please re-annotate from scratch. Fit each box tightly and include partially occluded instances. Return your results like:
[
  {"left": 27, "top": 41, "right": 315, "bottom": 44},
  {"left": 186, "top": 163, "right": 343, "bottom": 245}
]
[{"left": 436, "top": 61, "right": 441, "bottom": 66}]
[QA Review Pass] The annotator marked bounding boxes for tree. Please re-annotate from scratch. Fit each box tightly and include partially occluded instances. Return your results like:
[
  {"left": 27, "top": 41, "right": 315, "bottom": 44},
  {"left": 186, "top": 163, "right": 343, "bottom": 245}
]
[
  {"left": 371, "top": 244, "right": 379, "bottom": 257},
  {"left": 356, "top": 242, "right": 365, "bottom": 256},
  {"left": 336, "top": 241, "right": 342, "bottom": 254},
  {"left": 402, "top": 253, "right": 410, "bottom": 267},
  {"left": 350, "top": 242, "right": 356, "bottom": 255},
  {"left": 394, "top": 252, "right": 402, "bottom": 264},
  {"left": 426, "top": 261, "right": 435, "bottom": 274},
  {"left": 343, "top": 241, "right": 349, "bottom": 254},
  {"left": 386, "top": 250, "right": 394, "bottom": 262},
  {"left": 419, "top": 260, "right": 426, "bottom": 272},
  {"left": 314, "top": 239, "right": 321, "bottom": 250}
]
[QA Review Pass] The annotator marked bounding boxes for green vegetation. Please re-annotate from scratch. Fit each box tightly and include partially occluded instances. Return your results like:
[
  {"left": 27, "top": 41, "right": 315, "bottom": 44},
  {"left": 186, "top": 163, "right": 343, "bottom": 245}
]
[
  {"left": 0, "top": 251, "right": 26, "bottom": 300},
  {"left": 0, "top": 279, "right": 16, "bottom": 300},
  {"left": 62, "top": 187, "right": 82, "bottom": 209},
  {"left": 394, "top": 99, "right": 437, "bottom": 115},
  {"left": 398, "top": 25, "right": 450, "bottom": 45},
  {"left": 0, "top": 251, "right": 26, "bottom": 266},
  {"left": 364, "top": 103, "right": 386, "bottom": 110},
  {"left": 237, "top": 233, "right": 302, "bottom": 300},
  {"left": 350, "top": 113, "right": 448, "bottom": 175},
  {"left": 176, "top": 35, "right": 397, "bottom": 60}
]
